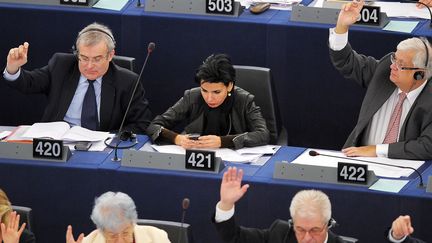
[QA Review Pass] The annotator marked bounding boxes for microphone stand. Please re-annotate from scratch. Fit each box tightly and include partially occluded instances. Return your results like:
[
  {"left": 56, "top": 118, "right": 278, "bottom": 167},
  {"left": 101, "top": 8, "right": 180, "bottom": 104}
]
[
  {"left": 105, "top": 42, "right": 156, "bottom": 161},
  {"left": 405, "top": 0, "right": 432, "bottom": 27},
  {"left": 137, "top": 0, "right": 143, "bottom": 7}
]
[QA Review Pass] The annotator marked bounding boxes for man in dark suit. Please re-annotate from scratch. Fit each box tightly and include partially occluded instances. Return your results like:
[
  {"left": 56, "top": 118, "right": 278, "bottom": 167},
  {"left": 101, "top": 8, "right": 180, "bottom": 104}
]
[
  {"left": 329, "top": 0, "right": 432, "bottom": 160},
  {"left": 2, "top": 23, "right": 152, "bottom": 134},
  {"left": 387, "top": 215, "right": 425, "bottom": 243},
  {"left": 213, "top": 167, "right": 345, "bottom": 243}
]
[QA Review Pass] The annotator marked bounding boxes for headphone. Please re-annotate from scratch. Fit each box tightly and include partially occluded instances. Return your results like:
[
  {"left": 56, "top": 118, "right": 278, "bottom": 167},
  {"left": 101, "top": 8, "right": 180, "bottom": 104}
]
[
  {"left": 414, "top": 37, "right": 429, "bottom": 81},
  {"left": 288, "top": 218, "right": 337, "bottom": 229},
  {"left": 72, "top": 27, "right": 116, "bottom": 55}
]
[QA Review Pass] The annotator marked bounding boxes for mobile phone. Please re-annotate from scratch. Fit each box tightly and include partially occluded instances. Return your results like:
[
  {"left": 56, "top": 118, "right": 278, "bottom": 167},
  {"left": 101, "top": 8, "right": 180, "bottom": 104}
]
[
  {"left": 74, "top": 141, "right": 92, "bottom": 151},
  {"left": 188, "top": 134, "right": 200, "bottom": 140}
]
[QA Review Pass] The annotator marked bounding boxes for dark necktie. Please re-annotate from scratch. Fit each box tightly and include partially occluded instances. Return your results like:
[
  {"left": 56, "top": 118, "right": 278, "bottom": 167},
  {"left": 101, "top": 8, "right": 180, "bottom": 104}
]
[{"left": 81, "top": 79, "right": 98, "bottom": 130}]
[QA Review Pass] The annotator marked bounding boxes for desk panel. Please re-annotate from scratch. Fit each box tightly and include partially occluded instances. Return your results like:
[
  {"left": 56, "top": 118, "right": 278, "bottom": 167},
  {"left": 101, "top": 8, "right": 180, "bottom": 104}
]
[{"left": 1, "top": 143, "right": 431, "bottom": 242}]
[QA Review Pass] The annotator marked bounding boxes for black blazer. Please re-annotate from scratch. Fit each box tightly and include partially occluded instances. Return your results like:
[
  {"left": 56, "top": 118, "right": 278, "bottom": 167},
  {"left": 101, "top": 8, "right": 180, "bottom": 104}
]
[
  {"left": 330, "top": 43, "right": 432, "bottom": 160},
  {"left": 3, "top": 53, "right": 152, "bottom": 134},
  {"left": 214, "top": 216, "right": 346, "bottom": 243}
]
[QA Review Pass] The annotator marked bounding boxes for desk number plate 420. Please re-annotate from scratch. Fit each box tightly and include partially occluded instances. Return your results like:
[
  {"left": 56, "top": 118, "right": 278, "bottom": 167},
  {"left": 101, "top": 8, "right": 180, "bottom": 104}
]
[{"left": 33, "top": 138, "right": 63, "bottom": 160}]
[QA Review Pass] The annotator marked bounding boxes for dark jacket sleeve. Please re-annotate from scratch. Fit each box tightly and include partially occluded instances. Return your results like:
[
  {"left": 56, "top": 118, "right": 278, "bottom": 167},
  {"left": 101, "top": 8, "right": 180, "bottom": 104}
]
[
  {"left": 146, "top": 89, "right": 193, "bottom": 142},
  {"left": 231, "top": 92, "right": 270, "bottom": 149},
  {"left": 329, "top": 42, "right": 380, "bottom": 89}
]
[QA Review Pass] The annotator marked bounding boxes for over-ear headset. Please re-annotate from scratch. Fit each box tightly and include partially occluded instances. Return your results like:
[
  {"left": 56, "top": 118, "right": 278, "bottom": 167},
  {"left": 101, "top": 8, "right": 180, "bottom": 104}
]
[
  {"left": 72, "top": 27, "right": 116, "bottom": 55},
  {"left": 414, "top": 37, "right": 429, "bottom": 81},
  {"left": 288, "top": 218, "right": 337, "bottom": 229}
]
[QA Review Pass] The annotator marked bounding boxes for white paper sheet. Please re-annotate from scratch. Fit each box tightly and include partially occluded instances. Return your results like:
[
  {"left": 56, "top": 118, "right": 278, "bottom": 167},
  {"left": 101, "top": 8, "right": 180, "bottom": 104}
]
[{"left": 292, "top": 149, "right": 424, "bottom": 178}]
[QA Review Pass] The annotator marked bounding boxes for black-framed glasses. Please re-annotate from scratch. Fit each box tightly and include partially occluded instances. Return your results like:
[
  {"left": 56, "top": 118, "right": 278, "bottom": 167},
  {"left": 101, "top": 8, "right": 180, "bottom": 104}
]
[
  {"left": 293, "top": 223, "right": 327, "bottom": 237},
  {"left": 390, "top": 52, "right": 424, "bottom": 71}
]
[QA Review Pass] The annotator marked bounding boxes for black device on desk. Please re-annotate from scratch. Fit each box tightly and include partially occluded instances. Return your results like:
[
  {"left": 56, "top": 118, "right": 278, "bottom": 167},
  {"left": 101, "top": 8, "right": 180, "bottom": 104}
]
[{"left": 74, "top": 141, "right": 92, "bottom": 151}]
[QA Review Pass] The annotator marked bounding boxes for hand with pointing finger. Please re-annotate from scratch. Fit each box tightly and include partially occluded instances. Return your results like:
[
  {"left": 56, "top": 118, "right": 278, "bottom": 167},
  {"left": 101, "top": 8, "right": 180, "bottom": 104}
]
[{"left": 6, "top": 42, "right": 29, "bottom": 75}]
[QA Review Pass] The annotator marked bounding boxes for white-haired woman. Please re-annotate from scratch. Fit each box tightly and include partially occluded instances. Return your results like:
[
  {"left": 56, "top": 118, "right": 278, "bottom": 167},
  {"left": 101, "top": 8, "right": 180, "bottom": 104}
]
[{"left": 67, "top": 191, "right": 170, "bottom": 243}]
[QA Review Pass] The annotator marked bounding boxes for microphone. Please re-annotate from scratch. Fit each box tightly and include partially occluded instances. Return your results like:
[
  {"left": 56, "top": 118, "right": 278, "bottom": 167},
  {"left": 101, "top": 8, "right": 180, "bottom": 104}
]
[
  {"left": 137, "top": 0, "right": 142, "bottom": 7},
  {"left": 403, "top": 0, "right": 432, "bottom": 27},
  {"left": 309, "top": 150, "right": 425, "bottom": 188},
  {"left": 177, "top": 198, "right": 190, "bottom": 243},
  {"left": 105, "top": 42, "right": 156, "bottom": 161}
]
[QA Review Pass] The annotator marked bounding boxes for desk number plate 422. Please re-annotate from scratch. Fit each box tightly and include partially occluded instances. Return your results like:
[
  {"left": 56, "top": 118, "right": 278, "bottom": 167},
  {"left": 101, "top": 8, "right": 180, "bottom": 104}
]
[
  {"left": 206, "top": 0, "right": 235, "bottom": 15},
  {"left": 337, "top": 162, "right": 368, "bottom": 185},
  {"left": 33, "top": 138, "right": 63, "bottom": 160},
  {"left": 185, "top": 149, "right": 215, "bottom": 171}
]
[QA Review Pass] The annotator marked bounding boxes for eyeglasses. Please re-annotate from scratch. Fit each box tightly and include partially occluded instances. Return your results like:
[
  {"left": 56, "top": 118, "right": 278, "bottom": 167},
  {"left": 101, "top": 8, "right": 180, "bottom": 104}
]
[
  {"left": 390, "top": 53, "right": 423, "bottom": 71},
  {"left": 294, "top": 223, "right": 327, "bottom": 237},
  {"left": 77, "top": 52, "right": 109, "bottom": 65}
]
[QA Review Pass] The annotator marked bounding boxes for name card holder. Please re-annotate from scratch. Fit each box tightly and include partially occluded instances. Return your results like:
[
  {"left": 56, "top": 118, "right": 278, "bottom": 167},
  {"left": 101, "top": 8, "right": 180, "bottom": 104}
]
[
  {"left": 121, "top": 150, "right": 225, "bottom": 174},
  {"left": 145, "top": 0, "right": 244, "bottom": 17},
  {"left": 290, "top": 5, "right": 389, "bottom": 29},
  {"left": 273, "top": 161, "right": 377, "bottom": 187},
  {"left": 0, "top": 142, "right": 71, "bottom": 162}
]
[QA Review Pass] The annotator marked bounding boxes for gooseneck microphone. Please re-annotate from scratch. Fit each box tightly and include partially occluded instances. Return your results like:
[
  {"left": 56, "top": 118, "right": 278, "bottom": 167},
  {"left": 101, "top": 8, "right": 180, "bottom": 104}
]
[
  {"left": 177, "top": 198, "right": 190, "bottom": 243},
  {"left": 105, "top": 42, "right": 156, "bottom": 161},
  {"left": 404, "top": 0, "right": 432, "bottom": 27},
  {"left": 309, "top": 150, "right": 425, "bottom": 188}
]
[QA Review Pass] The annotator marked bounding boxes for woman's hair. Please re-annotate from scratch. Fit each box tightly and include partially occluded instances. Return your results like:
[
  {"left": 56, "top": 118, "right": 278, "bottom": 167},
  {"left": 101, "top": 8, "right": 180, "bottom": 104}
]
[
  {"left": 0, "top": 188, "right": 12, "bottom": 227},
  {"left": 195, "top": 53, "right": 236, "bottom": 86},
  {"left": 90, "top": 191, "right": 138, "bottom": 233}
]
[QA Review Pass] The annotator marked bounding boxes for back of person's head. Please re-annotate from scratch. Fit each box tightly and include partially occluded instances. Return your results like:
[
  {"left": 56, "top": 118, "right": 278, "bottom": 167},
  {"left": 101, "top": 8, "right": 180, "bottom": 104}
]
[
  {"left": 289, "top": 189, "right": 331, "bottom": 225},
  {"left": 90, "top": 191, "right": 138, "bottom": 233},
  {"left": 398, "top": 37, "right": 432, "bottom": 79},
  {"left": 195, "top": 53, "right": 236, "bottom": 86},
  {"left": 0, "top": 188, "right": 12, "bottom": 226},
  {"left": 76, "top": 22, "right": 116, "bottom": 53}
]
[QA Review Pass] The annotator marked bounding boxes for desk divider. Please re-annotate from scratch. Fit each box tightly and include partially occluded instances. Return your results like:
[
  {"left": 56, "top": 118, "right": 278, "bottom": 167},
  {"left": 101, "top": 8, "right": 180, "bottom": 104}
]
[
  {"left": 0, "top": 142, "right": 71, "bottom": 162},
  {"left": 273, "top": 162, "right": 378, "bottom": 187},
  {"left": 121, "top": 150, "right": 225, "bottom": 174}
]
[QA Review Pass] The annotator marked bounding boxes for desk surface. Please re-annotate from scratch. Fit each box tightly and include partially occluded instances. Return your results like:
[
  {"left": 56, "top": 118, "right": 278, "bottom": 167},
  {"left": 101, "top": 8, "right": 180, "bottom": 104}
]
[
  {"left": 1, "top": 1, "right": 431, "bottom": 150},
  {"left": 0, "top": 135, "right": 431, "bottom": 242}
]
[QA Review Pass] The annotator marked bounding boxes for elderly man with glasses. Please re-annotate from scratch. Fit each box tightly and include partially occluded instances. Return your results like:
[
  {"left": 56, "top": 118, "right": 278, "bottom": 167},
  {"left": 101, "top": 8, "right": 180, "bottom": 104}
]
[
  {"left": 2, "top": 22, "right": 152, "bottom": 133},
  {"left": 213, "top": 167, "right": 345, "bottom": 243},
  {"left": 329, "top": 0, "right": 432, "bottom": 160}
]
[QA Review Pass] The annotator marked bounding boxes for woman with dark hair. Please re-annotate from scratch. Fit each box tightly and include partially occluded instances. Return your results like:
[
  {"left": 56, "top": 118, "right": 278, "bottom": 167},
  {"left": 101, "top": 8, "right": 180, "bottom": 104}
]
[
  {"left": 0, "top": 189, "right": 35, "bottom": 243},
  {"left": 147, "top": 53, "right": 270, "bottom": 149}
]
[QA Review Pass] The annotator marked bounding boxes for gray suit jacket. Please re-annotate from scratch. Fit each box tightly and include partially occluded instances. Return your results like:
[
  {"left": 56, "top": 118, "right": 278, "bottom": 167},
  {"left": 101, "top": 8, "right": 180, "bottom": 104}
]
[{"left": 330, "top": 43, "right": 432, "bottom": 160}]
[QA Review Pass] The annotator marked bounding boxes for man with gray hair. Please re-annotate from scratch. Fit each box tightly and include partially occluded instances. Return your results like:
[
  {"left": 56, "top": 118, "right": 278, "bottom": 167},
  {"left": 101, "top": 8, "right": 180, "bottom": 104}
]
[
  {"left": 66, "top": 191, "right": 170, "bottom": 243},
  {"left": 329, "top": 0, "right": 432, "bottom": 160},
  {"left": 213, "top": 167, "right": 345, "bottom": 243},
  {"left": 2, "top": 22, "right": 152, "bottom": 133}
]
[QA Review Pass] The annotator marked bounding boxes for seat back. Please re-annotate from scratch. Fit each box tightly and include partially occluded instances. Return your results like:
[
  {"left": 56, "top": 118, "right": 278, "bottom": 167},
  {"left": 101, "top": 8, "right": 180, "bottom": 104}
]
[
  {"left": 11, "top": 205, "right": 33, "bottom": 232},
  {"left": 136, "top": 219, "right": 192, "bottom": 243},
  {"left": 340, "top": 235, "right": 359, "bottom": 243},
  {"left": 233, "top": 65, "right": 287, "bottom": 145},
  {"left": 112, "top": 55, "right": 136, "bottom": 72}
]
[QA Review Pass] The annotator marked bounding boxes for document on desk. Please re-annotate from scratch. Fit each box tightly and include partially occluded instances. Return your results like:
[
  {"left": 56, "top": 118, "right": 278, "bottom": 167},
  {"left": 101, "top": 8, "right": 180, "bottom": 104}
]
[
  {"left": 21, "top": 122, "right": 108, "bottom": 142},
  {"left": 239, "top": 0, "right": 301, "bottom": 10},
  {"left": 292, "top": 149, "right": 424, "bottom": 178},
  {"left": 148, "top": 144, "right": 278, "bottom": 163},
  {"left": 372, "top": 2, "right": 430, "bottom": 19}
]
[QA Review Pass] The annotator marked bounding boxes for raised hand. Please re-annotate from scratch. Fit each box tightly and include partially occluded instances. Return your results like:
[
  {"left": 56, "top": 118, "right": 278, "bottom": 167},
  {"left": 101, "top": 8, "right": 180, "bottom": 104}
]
[
  {"left": 335, "top": 0, "right": 365, "bottom": 33},
  {"left": 219, "top": 167, "right": 250, "bottom": 211},
  {"left": 66, "top": 225, "right": 84, "bottom": 243},
  {"left": 6, "top": 42, "right": 29, "bottom": 75},
  {"left": 391, "top": 215, "right": 414, "bottom": 240},
  {"left": 0, "top": 211, "right": 26, "bottom": 243}
]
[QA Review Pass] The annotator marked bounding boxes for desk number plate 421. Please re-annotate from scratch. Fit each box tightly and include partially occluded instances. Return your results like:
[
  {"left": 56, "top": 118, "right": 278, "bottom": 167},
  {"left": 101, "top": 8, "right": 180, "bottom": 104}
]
[
  {"left": 185, "top": 149, "right": 215, "bottom": 171},
  {"left": 337, "top": 162, "right": 368, "bottom": 185},
  {"left": 33, "top": 138, "right": 63, "bottom": 160},
  {"left": 206, "top": 0, "right": 235, "bottom": 15}
]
